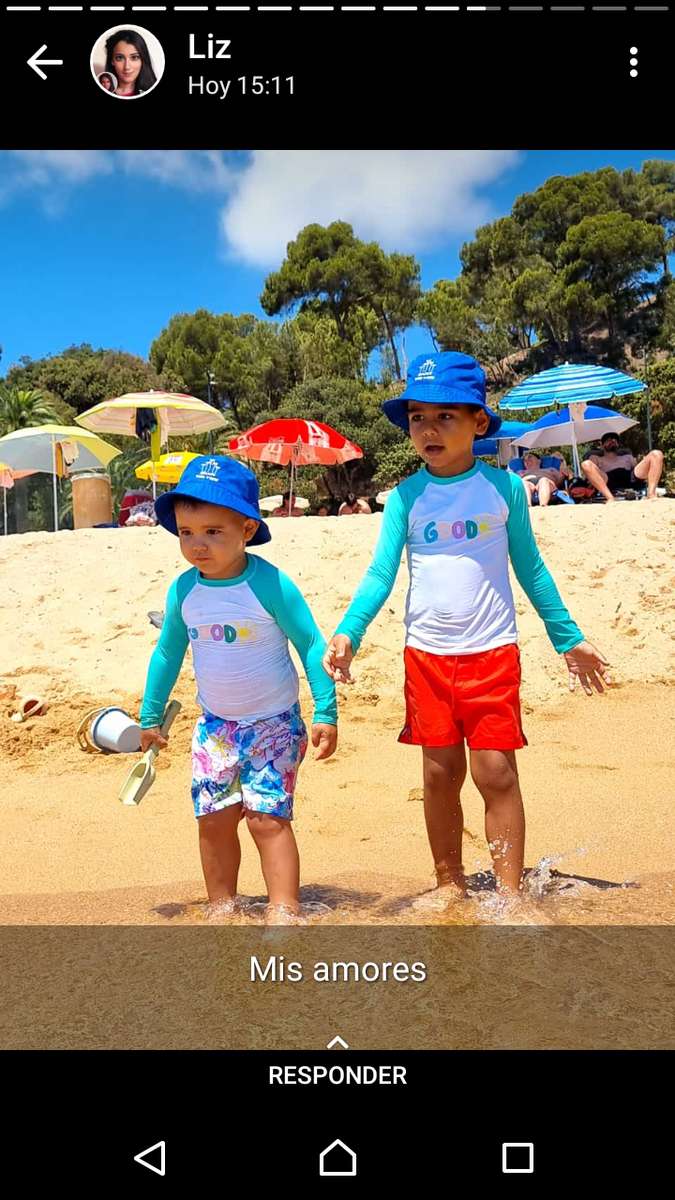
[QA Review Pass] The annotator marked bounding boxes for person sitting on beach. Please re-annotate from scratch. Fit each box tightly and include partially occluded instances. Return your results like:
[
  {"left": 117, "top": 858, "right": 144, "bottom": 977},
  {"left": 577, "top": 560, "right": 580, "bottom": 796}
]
[
  {"left": 339, "top": 492, "right": 371, "bottom": 515},
  {"left": 125, "top": 499, "right": 157, "bottom": 526},
  {"left": 139, "top": 457, "right": 337, "bottom": 925},
  {"left": 322, "top": 352, "right": 610, "bottom": 907},
  {"left": 271, "top": 491, "right": 305, "bottom": 517},
  {"left": 581, "top": 432, "right": 665, "bottom": 501},
  {"left": 515, "top": 451, "right": 570, "bottom": 508}
]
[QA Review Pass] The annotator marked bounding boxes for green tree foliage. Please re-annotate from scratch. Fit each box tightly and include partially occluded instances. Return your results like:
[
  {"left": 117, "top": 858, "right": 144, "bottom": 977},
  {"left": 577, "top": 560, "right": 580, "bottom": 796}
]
[
  {"left": 422, "top": 162, "right": 675, "bottom": 372},
  {"left": 260, "top": 222, "right": 421, "bottom": 379},
  {"left": 617, "top": 357, "right": 675, "bottom": 469},
  {"left": 0, "top": 386, "right": 60, "bottom": 434},
  {"left": 417, "top": 278, "right": 513, "bottom": 384},
  {"left": 559, "top": 212, "right": 664, "bottom": 342},
  {"left": 5, "top": 344, "right": 170, "bottom": 418},
  {"left": 290, "top": 311, "right": 368, "bottom": 381},
  {"left": 150, "top": 309, "right": 300, "bottom": 430}
]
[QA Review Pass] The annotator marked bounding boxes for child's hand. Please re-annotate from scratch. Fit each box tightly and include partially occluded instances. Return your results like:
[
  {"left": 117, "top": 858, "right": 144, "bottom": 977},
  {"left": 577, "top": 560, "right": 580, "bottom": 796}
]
[
  {"left": 322, "top": 635, "right": 354, "bottom": 684},
  {"left": 563, "top": 641, "right": 612, "bottom": 695},
  {"left": 140, "top": 726, "right": 169, "bottom": 752},
  {"left": 312, "top": 723, "right": 338, "bottom": 761}
]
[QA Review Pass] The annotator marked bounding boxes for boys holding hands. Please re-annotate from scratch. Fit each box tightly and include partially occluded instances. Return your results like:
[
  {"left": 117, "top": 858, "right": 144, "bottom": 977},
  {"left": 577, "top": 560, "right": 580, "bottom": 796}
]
[{"left": 324, "top": 352, "right": 610, "bottom": 899}]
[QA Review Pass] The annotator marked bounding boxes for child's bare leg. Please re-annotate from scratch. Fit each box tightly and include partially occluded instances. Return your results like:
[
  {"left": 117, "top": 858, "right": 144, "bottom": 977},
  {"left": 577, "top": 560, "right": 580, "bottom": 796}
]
[
  {"left": 422, "top": 744, "right": 467, "bottom": 893},
  {"left": 245, "top": 812, "right": 300, "bottom": 912},
  {"left": 469, "top": 749, "right": 525, "bottom": 894},
  {"left": 198, "top": 804, "right": 243, "bottom": 902}
]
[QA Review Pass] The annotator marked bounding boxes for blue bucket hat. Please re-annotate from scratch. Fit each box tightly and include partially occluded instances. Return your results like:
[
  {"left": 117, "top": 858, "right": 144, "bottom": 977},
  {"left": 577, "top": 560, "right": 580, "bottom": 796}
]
[
  {"left": 382, "top": 351, "right": 501, "bottom": 438},
  {"left": 154, "top": 455, "right": 271, "bottom": 545}
]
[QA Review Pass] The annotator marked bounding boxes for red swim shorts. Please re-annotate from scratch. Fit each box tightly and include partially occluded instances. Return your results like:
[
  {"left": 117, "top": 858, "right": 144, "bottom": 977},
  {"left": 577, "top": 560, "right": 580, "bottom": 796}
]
[{"left": 399, "top": 643, "right": 528, "bottom": 751}]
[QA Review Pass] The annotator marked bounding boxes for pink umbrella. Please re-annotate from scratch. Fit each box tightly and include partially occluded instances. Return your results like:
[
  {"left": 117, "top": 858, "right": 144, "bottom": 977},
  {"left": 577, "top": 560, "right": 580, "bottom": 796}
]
[
  {"left": 228, "top": 418, "right": 363, "bottom": 515},
  {"left": 0, "top": 465, "right": 38, "bottom": 536}
]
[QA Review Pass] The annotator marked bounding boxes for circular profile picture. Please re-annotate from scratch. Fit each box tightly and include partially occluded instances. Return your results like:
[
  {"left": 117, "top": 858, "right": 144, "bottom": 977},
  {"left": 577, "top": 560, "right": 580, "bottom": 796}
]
[{"left": 91, "top": 25, "right": 165, "bottom": 99}]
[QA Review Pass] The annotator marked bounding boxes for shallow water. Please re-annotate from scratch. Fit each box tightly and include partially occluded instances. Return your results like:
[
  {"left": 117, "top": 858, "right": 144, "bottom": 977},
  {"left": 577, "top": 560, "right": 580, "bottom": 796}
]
[{"left": 156, "top": 849, "right": 673, "bottom": 927}]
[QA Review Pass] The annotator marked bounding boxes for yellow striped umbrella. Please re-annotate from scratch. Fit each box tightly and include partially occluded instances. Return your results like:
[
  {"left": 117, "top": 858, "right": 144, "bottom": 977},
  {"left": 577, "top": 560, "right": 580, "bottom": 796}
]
[{"left": 76, "top": 392, "right": 226, "bottom": 496}]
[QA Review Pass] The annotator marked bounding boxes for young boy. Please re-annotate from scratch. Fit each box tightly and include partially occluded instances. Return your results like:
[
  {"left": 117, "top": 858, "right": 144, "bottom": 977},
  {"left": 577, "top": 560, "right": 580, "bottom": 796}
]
[
  {"left": 323, "top": 352, "right": 610, "bottom": 899},
  {"left": 140, "top": 455, "right": 338, "bottom": 923}
]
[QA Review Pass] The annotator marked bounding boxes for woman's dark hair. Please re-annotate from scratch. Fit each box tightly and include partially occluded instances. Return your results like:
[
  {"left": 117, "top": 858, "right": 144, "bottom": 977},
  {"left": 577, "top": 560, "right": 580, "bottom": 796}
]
[
  {"left": 105, "top": 29, "right": 157, "bottom": 94},
  {"left": 344, "top": 492, "right": 357, "bottom": 506}
]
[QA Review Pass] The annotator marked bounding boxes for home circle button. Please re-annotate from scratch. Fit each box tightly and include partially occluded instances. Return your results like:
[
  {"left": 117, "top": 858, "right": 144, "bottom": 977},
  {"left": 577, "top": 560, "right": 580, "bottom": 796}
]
[{"left": 319, "top": 1139, "right": 357, "bottom": 1177}]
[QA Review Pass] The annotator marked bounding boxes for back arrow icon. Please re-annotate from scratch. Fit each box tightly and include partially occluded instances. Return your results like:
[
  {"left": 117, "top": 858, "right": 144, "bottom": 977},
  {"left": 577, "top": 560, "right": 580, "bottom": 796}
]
[
  {"left": 28, "top": 45, "right": 64, "bottom": 81},
  {"left": 133, "top": 1140, "right": 166, "bottom": 1176}
]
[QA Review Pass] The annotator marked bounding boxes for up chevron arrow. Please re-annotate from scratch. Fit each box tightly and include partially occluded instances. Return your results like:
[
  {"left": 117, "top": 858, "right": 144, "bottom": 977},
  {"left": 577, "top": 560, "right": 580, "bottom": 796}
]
[
  {"left": 27, "top": 46, "right": 64, "bottom": 81},
  {"left": 327, "top": 1035, "right": 349, "bottom": 1050}
]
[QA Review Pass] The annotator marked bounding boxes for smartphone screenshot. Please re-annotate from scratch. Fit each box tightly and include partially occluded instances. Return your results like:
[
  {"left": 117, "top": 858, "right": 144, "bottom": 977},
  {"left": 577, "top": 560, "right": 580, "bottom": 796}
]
[{"left": 1, "top": 5, "right": 673, "bottom": 1186}]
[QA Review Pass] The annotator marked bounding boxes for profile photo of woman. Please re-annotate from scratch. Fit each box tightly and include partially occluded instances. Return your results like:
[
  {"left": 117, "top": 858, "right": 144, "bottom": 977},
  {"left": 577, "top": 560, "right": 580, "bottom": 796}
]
[
  {"left": 97, "top": 71, "right": 117, "bottom": 92},
  {"left": 105, "top": 29, "right": 157, "bottom": 97}
]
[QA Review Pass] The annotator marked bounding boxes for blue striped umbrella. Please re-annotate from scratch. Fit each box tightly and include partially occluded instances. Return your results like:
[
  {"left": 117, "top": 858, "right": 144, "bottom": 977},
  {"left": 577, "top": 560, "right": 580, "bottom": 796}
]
[{"left": 499, "top": 362, "right": 647, "bottom": 411}]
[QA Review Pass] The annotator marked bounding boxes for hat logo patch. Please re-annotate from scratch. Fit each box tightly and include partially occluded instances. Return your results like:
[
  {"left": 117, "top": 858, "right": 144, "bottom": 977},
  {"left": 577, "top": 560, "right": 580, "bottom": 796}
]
[
  {"left": 195, "top": 458, "right": 220, "bottom": 481},
  {"left": 415, "top": 359, "right": 436, "bottom": 381}
]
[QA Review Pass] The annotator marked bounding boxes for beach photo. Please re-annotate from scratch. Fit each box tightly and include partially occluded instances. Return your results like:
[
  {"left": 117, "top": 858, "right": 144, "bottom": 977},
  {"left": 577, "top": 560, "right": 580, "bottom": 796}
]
[{"left": 1, "top": 150, "right": 674, "bottom": 932}]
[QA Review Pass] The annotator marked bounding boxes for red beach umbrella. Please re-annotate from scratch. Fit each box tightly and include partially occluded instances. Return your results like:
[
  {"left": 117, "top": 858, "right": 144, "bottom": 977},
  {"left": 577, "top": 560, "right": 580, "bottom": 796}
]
[{"left": 228, "top": 419, "right": 363, "bottom": 513}]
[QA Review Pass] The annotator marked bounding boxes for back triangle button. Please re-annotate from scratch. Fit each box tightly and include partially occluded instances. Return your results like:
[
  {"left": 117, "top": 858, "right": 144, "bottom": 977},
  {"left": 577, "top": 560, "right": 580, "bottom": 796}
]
[{"left": 133, "top": 1140, "right": 166, "bottom": 1176}]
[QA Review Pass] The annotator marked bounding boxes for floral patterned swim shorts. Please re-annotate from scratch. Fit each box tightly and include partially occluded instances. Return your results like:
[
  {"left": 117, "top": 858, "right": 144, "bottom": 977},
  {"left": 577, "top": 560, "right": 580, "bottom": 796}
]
[{"left": 191, "top": 702, "right": 308, "bottom": 821}]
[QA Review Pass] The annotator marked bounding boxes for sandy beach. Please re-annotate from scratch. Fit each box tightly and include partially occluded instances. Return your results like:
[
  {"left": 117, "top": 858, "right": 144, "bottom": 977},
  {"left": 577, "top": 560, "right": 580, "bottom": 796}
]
[{"left": 1, "top": 501, "right": 674, "bottom": 926}]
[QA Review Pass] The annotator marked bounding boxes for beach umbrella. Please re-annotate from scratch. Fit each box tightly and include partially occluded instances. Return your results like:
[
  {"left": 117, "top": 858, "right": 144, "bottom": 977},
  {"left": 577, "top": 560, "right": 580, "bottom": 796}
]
[
  {"left": 0, "top": 425, "right": 120, "bottom": 532},
  {"left": 259, "top": 493, "right": 309, "bottom": 513},
  {"left": 500, "top": 362, "right": 647, "bottom": 412},
  {"left": 0, "top": 463, "right": 38, "bottom": 536},
  {"left": 473, "top": 420, "right": 535, "bottom": 465},
  {"left": 229, "top": 419, "right": 363, "bottom": 515},
  {"left": 76, "top": 392, "right": 227, "bottom": 498},
  {"left": 516, "top": 403, "right": 638, "bottom": 476},
  {"left": 135, "top": 451, "right": 198, "bottom": 485}
]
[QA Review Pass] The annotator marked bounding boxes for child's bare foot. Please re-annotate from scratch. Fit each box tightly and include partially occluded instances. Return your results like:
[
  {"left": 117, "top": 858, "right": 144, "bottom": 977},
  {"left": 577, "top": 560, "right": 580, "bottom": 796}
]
[
  {"left": 411, "top": 869, "right": 467, "bottom": 912},
  {"left": 264, "top": 903, "right": 302, "bottom": 926},
  {"left": 434, "top": 866, "right": 468, "bottom": 899}
]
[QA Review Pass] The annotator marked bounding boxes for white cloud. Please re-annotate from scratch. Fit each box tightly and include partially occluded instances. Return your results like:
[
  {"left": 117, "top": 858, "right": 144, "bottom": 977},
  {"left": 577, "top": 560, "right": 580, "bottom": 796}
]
[
  {"left": 10, "top": 149, "right": 113, "bottom": 182},
  {"left": 117, "top": 149, "right": 236, "bottom": 191},
  {"left": 0, "top": 150, "right": 521, "bottom": 261},
  {"left": 220, "top": 150, "right": 522, "bottom": 266},
  {"left": 0, "top": 149, "right": 234, "bottom": 210}
]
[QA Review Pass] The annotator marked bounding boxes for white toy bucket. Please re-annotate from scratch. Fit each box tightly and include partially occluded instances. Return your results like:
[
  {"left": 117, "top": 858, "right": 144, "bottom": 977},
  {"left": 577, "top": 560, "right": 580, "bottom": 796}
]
[{"left": 87, "top": 707, "right": 141, "bottom": 753}]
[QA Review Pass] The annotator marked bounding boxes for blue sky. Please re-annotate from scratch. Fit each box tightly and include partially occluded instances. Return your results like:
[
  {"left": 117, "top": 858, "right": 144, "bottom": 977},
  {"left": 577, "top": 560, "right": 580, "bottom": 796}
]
[{"left": 2, "top": 149, "right": 674, "bottom": 376}]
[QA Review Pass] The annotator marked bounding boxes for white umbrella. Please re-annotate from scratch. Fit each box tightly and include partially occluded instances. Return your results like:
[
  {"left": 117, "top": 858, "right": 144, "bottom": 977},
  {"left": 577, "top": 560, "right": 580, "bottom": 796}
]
[
  {"left": 259, "top": 494, "right": 309, "bottom": 513},
  {"left": 0, "top": 425, "right": 120, "bottom": 532},
  {"left": 516, "top": 403, "right": 638, "bottom": 476}
]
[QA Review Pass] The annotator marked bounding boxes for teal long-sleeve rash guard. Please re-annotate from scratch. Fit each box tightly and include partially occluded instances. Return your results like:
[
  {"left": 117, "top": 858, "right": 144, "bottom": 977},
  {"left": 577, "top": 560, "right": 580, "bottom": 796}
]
[
  {"left": 336, "top": 461, "right": 584, "bottom": 657},
  {"left": 140, "top": 553, "right": 337, "bottom": 729}
]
